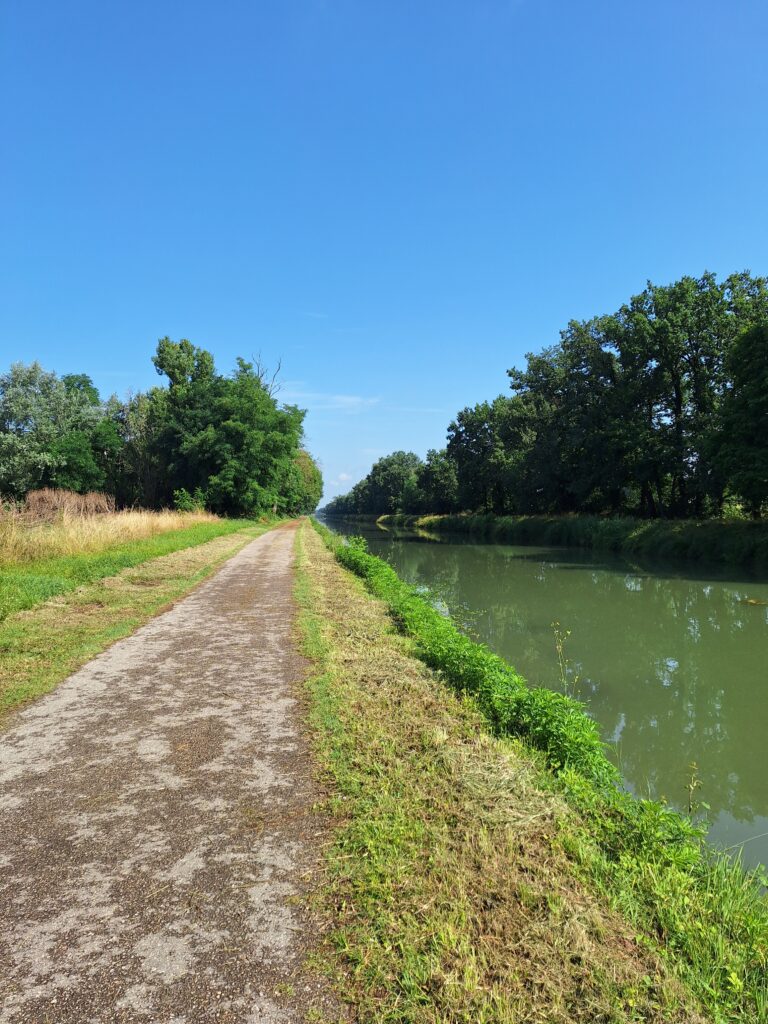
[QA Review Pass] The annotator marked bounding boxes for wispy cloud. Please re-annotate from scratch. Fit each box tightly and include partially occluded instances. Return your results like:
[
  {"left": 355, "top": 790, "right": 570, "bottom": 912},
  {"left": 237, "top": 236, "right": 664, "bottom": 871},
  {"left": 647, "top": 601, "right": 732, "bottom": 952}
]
[
  {"left": 298, "top": 310, "right": 329, "bottom": 320},
  {"left": 282, "top": 386, "right": 379, "bottom": 413},
  {"left": 384, "top": 405, "right": 447, "bottom": 415}
]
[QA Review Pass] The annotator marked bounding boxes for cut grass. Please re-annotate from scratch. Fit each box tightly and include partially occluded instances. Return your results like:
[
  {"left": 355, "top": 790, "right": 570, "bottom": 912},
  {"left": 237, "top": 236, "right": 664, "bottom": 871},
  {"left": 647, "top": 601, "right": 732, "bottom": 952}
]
[
  {"left": 0, "top": 522, "right": 271, "bottom": 719},
  {"left": 0, "top": 516, "right": 258, "bottom": 620},
  {"left": 294, "top": 521, "right": 708, "bottom": 1023}
]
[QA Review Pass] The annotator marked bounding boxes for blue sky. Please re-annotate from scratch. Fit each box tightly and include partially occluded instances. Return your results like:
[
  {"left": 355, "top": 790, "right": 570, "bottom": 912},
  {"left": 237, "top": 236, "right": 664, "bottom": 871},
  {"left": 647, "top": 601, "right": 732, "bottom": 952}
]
[{"left": 2, "top": 1, "right": 766, "bottom": 502}]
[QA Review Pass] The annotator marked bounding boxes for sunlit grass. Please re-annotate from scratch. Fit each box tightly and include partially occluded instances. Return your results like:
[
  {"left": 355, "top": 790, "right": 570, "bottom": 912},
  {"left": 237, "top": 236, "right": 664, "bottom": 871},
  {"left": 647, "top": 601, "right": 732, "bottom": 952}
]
[
  {"left": 294, "top": 522, "right": 707, "bottom": 1023},
  {"left": 0, "top": 522, "right": 269, "bottom": 718},
  {"left": 311, "top": 519, "right": 768, "bottom": 1022},
  {"left": 0, "top": 510, "right": 256, "bottom": 620},
  {"left": 0, "top": 506, "right": 219, "bottom": 564}
]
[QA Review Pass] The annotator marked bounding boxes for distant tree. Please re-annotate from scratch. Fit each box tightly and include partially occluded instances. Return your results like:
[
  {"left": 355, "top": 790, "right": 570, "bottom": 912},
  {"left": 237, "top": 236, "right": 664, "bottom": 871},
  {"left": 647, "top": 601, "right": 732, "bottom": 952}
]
[
  {"left": 287, "top": 449, "right": 323, "bottom": 514},
  {"left": 48, "top": 431, "right": 105, "bottom": 492},
  {"left": 415, "top": 449, "right": 458, "bottom": 513},
  {"left": 367, "top": 451, "right": 423, "bottom": 513},
  {"left": 150, "top": 340, "right": 310, "bottom": 516}
]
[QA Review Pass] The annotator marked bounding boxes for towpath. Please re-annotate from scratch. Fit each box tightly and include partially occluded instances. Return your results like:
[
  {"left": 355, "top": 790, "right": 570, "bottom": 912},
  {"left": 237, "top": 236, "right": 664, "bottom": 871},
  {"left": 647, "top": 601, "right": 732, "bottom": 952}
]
[{"left": 0, "top": 521, "right": 338, "bottom": 1023}]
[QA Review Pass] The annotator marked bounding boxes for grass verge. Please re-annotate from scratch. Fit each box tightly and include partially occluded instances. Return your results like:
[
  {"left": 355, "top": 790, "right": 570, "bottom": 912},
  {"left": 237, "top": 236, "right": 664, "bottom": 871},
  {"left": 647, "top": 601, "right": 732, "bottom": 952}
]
[
  {"left": 309, "top": 519, "right": 768, "bottom": 1023},
  {"left": 374, "top": 513, "right": 768, "bottom": 567},
  {"left": 0, "top": 522, "right": 271, "bottom": 719},
  {"left": 294, "top": 521, "right": 711, "bottom": 1023},
  {"left": 0, "top": 516, "right": 260, "bottom": 620}
]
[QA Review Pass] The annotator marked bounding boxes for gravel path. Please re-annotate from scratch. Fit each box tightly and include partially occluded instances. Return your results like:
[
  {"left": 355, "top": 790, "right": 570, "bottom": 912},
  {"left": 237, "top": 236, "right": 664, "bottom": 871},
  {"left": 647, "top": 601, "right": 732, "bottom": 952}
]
[{"left": 0, "top": 522, "right": 337, "bottom": 1024}]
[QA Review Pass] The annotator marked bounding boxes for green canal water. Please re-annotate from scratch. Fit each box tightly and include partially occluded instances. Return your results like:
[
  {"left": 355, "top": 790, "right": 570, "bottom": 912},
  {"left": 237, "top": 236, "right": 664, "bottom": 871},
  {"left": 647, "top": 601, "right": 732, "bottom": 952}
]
[{"left": 325, "top": 520, "right": 768, "bottom": 870}]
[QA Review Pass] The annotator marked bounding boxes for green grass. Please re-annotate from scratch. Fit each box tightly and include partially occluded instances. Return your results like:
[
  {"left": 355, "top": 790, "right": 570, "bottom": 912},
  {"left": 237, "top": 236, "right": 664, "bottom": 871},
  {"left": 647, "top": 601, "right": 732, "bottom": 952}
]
[
  {"left": 377, "top": 513, "right": 768, "bottom": 567},
  {"left": 312, "top": 518, "right": 768, "bottom": 1023},
  {"left": 0, "top": 522, "right": 272, "bottom": 718},
  {"left": 0, "top": 519, "right": 257, "bottom": 621},
  {"left": 295, "top": 522, "right": 708, "bottom": 1023}
]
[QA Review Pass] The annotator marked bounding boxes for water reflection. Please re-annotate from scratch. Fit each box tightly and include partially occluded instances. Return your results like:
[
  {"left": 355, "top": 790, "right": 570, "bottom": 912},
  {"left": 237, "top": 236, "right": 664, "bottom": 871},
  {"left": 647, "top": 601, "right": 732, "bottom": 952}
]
[{"left": 325, "top": 520, "right": 768, "bottom": 869}]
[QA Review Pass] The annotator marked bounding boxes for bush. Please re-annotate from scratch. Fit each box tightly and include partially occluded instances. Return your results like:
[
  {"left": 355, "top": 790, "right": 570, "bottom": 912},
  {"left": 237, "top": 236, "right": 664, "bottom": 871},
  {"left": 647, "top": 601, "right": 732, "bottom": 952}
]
[{"left": 173, "top": 487, "right": 207, "bottom": 513}]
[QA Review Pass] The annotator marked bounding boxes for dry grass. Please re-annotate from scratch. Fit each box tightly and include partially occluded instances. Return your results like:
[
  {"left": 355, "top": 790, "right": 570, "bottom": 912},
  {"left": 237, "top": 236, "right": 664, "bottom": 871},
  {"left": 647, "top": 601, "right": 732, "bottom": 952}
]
[
  {"left": 0, "top": 505, "right": 219, "bottom": 564},
  {"left": 23, "top": 487, "right": 115, "bottom": 519},
  {"left": 295, "top": 523, "right": 707, "bottom": 1023}
]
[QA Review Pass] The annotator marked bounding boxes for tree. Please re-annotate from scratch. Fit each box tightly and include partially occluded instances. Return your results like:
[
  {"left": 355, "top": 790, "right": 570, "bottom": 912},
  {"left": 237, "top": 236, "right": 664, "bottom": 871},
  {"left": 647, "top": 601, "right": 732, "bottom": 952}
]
[
  {"left": 283, "top": 450, "right": 323, "bottom": 514},
  {"left": 0, "top": 363, "right": 104, "bottom": 497},
  {"left": 715, "top": 323, "right": 768, "bottom": 516},
  {"left": 415, "top": 449, "right": 459, "bottom": 513},
  {"left": 366, "top": 451, "right": 423, "bottom": 513},
  {"left": 149, "top": 340, "right": 314, "bottom": 516}
]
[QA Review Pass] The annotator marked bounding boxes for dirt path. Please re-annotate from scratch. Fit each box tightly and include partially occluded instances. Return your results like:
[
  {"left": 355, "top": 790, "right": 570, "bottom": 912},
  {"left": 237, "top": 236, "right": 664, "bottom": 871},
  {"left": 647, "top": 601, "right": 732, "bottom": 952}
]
[{"left": 0, "top": 522, "right": 338, "bottom": 1024}]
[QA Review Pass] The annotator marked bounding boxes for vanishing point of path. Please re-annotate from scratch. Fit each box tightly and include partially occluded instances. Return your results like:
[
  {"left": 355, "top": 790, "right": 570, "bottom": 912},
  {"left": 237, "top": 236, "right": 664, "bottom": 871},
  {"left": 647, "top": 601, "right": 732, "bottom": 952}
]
[{"left": 0, "top": 522, "right": 339, "bottom": 1024}]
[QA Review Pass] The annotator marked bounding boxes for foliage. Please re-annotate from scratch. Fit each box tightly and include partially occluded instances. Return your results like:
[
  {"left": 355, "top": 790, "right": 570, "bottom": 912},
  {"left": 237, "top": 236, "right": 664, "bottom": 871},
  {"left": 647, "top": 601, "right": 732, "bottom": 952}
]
[
  {"left": 173, "top": 488, "right": 207, "bottom": 512},
  {"left": 715, "top": 323, "right": 768, "bottom": 517},
  {"left": 0, "top": 341, "right": 324, "bottom": 517},
  {"left": 325, "top": 270, "right": 768, "bottom": 520},
  {"left": 0, "top": 362, "right": 105, "bottom": 496}
]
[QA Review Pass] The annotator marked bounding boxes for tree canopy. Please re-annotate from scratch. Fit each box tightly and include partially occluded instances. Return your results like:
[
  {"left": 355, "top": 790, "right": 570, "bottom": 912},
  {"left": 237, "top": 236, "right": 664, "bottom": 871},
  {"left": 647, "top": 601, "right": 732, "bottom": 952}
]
[
  {"left": 0, "top": 340, "right": 323, "bottom": 517},
  {"left": 325, "top": 270, "right": 768, "bottom": 519}
]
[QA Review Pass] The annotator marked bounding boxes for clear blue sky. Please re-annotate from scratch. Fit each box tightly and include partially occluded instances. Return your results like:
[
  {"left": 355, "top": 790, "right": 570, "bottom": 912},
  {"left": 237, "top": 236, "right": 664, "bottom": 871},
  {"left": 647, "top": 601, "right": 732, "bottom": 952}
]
[{"left": 2, "top": 1, "right": 766, "bottom": 503}]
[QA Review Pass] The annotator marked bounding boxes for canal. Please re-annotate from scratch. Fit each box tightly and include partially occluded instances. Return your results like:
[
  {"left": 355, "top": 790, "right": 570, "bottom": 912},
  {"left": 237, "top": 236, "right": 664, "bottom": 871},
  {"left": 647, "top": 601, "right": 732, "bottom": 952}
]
[{"left": 325, "top": 519, "right": 768, "bottom": 870}]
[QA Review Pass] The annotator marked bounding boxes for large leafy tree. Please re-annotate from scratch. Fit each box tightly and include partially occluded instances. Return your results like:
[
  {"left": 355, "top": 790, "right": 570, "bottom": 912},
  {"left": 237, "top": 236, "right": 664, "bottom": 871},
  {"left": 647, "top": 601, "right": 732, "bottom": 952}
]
[
  {"left": 366, "top": 451, "right": 423, "bottom": 513},
  {"left": 149, "top": 339, "right": 317, "bottom": 516},
  {"left": 715, "top": 323, "right": 768, "bottom": 516},
  {"left": 0, "top": 363, "right": 106, "bottom": 496},
  {"left": 415, "top": 449, "right": 459, "bottom": 513}
]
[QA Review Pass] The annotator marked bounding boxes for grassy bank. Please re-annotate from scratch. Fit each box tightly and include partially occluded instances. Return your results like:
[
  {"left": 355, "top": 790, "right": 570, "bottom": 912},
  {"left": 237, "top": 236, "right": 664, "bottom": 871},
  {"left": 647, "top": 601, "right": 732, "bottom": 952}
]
[
  {"left": 0, "top": 520, "right": 274, "bottom": 719},
  {"left": 375, "top": 513, "right": 768, "bottom": 566},
  {"left": 0, "top": 510, "right": 260, "bottom": 620},
  {"left": 308, "top": 519, "right": 768, "bottom": 1022}
]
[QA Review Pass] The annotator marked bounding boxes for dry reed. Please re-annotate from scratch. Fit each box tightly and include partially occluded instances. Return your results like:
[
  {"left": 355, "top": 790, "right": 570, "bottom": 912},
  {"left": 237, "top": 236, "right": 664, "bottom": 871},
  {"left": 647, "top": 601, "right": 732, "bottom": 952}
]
[{"left": 24, "top": 488, "right": 116, "bottom": 519}]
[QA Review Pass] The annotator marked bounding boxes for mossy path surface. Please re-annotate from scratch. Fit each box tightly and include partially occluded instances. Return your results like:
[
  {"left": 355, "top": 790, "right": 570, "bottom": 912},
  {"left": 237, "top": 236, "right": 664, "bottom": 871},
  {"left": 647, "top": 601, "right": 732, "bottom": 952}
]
[{"left": 0, "top": 522, "right": 343, "bottom": 1024}]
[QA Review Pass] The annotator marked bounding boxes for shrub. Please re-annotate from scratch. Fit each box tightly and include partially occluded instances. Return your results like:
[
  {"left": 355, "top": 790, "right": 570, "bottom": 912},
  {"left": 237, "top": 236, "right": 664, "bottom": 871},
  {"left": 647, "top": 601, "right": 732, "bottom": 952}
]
[{"left": 173, "top": 487, "right": 207, "bottom": 512}]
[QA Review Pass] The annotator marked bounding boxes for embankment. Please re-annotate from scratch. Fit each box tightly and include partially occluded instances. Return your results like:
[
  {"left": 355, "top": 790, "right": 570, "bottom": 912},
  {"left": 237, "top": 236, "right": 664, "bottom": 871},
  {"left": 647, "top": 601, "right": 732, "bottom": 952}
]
[
  {"left": 304, "top": 518, "right": 768, "bottom": 1023},
  {"left": 376, "top": 512, "right": 768, "bottom": 566}
]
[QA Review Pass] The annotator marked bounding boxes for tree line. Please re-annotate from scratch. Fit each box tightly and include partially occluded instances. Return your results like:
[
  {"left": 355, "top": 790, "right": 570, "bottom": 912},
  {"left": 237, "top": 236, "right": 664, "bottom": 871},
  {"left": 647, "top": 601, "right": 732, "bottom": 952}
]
[
  {"left": 0, "top": 338, "right": 323, "bottom": 517},
  {"left": 325, "top": 271, "right": 768, "bottom": 519}
]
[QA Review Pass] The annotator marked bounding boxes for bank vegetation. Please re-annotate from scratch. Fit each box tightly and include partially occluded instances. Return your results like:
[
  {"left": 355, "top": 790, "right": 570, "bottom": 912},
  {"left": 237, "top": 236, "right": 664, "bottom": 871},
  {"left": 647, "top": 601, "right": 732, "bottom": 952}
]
[
  {"left": 378, "top": 512, "right": 768, "bottom": 566},
  {"left": 302, "top": 520, "right": 768, "bottom": 1023}
]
